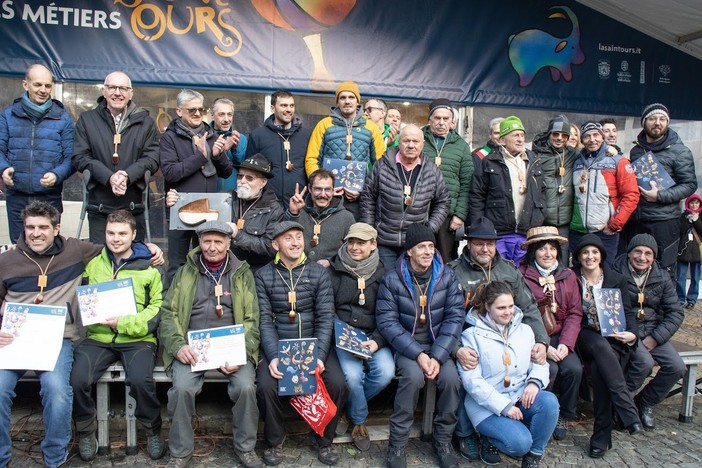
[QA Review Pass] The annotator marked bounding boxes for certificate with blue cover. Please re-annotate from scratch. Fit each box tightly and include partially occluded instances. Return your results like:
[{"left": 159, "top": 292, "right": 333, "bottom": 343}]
[
  {"left": 278, "top": 338, "right": 318, "bottom": 396},
  {"left": 187, "top": 324, "right": 247, "bottom": 371},
  {"left": 631, "top": 151, "right": 675, "bottom": 191},
  {"left": 593, "top": 288, "right": 627, "bottom": 336},
  {"left": 323, "top": 158, "right": 367, "bottom": 191},
  {"left": 76, "top": 278, "right": 138, "bottom": 326},
  {"left": 334, "top": 320, "right": 372, "bottom": 358}
]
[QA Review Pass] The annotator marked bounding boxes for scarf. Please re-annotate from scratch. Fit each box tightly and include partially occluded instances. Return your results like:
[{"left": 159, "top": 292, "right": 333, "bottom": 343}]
[
  {"left": 338, "top": 243, "right": 380, "bottom": 279},
  {"left": 21, "top": 92, "right": 52, "bottom": 122},
  {"left": 176, "top": 118, "right": 216, "bottom": 177}
]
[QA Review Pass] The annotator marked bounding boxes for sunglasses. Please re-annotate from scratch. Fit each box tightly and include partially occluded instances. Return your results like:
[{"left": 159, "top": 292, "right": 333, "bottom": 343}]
[{"left": 183, "top": 107, "right": 206, "bottom": 115}]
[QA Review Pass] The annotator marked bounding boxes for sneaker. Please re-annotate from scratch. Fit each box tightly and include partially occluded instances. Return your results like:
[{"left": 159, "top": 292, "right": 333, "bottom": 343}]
[
  {"left": 262, "top": 445, "right": 283, "bottom": 466},
  {"left": 78, "top": 435, "right": 97, "bottom": 462},
  {"left": 146, "top": 433, "right": 166, "bottom": 460},
  {"left": 553, "top": 414, "right": 568, "bottom": 440},
  {"left": 434, "top": 441, "right": 459, "bottom": 468},
  {"left": 351, "top": 423, "right": 371, "bottom": 451},
  {"left": 165, "top": 454, "right": 192, "bottom": 468},
  {"left": 521, "top": 452, "right": 541, "bottom": 468},
  {"left": 685, "top": 302, "right": 696, "bottom": 309},
  {"left": 480, "top": 439, "right": 501, "bottom": 465},
  {"left": 317, "top": 445, "right": 339, "bottom": 465},
  {"left": 234, "top": 448, "right": 263, "bottom": 468},
  {"left": 387, "top": 444, "right": 407, "bottom": 468},
  {"left": 458, "top": 433, "right": 480, "bottom": 461},
  {"left": 335, "top": 414, "right": 349, "bottom": 436}
]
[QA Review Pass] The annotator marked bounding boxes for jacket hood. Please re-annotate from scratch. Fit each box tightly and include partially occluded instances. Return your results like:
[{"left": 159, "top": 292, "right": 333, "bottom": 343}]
[
  {"left": 468, "top": 304, "right": 525, "bottom": 333},
  {"left": 16, "top": 233, "right": 65, "bottom": 257},
  {"left": 107, "top": 241, "right": 152, "bottom": 270},
  {"left": 263, "top": 114, "right": 303, "bottom": 136},
  {"left": 685, "top": 193, "right": 702, "bottom": 213},
  {"left": 11, "top": 97, "right": 66, "bottom": 117},
  {"left": 633, "top": 127, "right": 682, "bottom": 153},
  {"left": 612, "top": 252, "right": 666, "bottom": 282},
  {"left": 330, "top": 106, "right": 365, "bottom": 126},
  {"left": 304, "top": 193, "right": 345, "bottom": 216}
]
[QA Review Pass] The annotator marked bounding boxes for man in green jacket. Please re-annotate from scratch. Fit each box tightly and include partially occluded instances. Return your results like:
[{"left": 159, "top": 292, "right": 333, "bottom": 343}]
[
  {"left": 422, "top": 98, "right": 473, "bottom": 261},
  {"left": 70, "top": 210, "right": 165, "bottom": 462},
  {"left": 160, "top": 220, "right": 262, "bottom": 468}
]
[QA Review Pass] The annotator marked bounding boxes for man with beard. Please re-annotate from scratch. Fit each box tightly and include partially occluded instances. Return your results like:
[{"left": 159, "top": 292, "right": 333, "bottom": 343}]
[
  {"left": 246, "top": 90, "right": 310, "bottom": 206},
  {"left": 210, "top": 97, "right": 247, "bottom": 192},
  {"left": 72, "top": 71, "right": 160, "bottom": 243},
  {"left": 305, "top": 81, "right": 385, "bottom": 218},
  {"left": 160, "top": 89, "right": 234, "bottom": 285},
  {"left": 625, "top": 104, "right": 697, "bottom": 279},
  {"left": 286, "top": 168, "right": 355, "bottom": 267}
]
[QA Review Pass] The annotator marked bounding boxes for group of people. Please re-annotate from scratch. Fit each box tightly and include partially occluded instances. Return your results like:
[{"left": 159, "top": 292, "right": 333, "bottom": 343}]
[{"left": 0, "top": 64, "right": 698, "bottom": 468}]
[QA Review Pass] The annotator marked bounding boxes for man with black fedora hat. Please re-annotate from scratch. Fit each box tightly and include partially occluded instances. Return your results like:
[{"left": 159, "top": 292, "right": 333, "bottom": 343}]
[{"left": 448, "top": 217, "right": 548, "bottom": 463}]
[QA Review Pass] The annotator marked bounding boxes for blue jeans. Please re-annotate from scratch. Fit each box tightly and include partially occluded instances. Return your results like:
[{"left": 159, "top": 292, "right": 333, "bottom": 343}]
[
  {"left": 0, "top": 339, "right": 73, "bottom": 467},
  {"left": 676, "top": 261, "right": 701, "bottom": 303},
  {"left": 475, "top": 390, "right": 559, "bottom": 457},
  {"left": 335, "top": 346, "right": 395, "bottom": 424}
]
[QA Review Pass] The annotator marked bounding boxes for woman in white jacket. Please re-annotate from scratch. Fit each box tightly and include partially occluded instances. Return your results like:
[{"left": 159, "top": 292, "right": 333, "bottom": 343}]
[{"left": 458, "top": 281, "right": 559, "bottom": 468}]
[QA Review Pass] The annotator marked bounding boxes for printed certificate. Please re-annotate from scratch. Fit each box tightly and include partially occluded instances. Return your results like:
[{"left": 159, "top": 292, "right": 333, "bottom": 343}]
[
  {"left": 76, "top": 278, "right": 138, "bottom": 326},
  {"left": 187, "top": 324, "right": 247, "bottom": 371},
  {"left": 0, "top": 303, "right": 67, "bottom": 371}
]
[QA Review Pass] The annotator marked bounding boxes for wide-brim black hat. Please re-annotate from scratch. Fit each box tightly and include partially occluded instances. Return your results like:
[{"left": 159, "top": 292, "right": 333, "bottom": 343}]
[{"left": 236, "top": 153, "right": 273, "bottom": 179}]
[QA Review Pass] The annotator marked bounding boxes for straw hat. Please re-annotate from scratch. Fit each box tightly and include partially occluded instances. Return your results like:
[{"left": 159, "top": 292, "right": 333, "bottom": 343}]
[{"left": 520, "top": 226, "right": 568, "bottom": 249}]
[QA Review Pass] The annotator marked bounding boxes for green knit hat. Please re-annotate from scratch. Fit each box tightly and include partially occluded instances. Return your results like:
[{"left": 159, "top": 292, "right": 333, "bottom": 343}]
[{"left": 499, "top": 115, "right": 526, "bottom": 137}]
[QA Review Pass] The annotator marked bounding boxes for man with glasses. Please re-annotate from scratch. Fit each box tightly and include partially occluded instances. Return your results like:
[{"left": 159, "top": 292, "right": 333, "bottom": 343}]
[
  {"left": 364, "top": 98, "right": 398, "bottom": 150},
  {"left": 73, "top": 71, "right": 160, "bottom": 243},
  {"left": 286, "top": 168, "right": 355, "bottom": 267},
  {"left": 0, "top": 64, "right": 75, "bottom": 243},
  {"left": 160, "top": 89, "right": 233, "bottom": 285}
]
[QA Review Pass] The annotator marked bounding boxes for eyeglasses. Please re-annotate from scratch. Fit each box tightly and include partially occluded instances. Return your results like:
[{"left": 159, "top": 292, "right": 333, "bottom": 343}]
[
  {"left": 364, "top": 107, "right": 382, "bottom": 113},
  {"left": 183, "top": 107, "right": 206, "bottom": 115},
  {"left": 311, "top": 186, "right": 334, "bottom": 194},
  {"left": 104, "top": 85, "right": 132, "bottom": 94},
  {"left": 237, "top": 173, "right": 261, "bottom": 182}
]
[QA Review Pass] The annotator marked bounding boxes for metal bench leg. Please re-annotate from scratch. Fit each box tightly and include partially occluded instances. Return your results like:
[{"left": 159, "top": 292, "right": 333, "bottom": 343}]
[
  {"left": 125, "top": 385, "right": 139, "bottom": 455},
  {"left": 96, "top": 380, "right": 111, "bottom": 455},
  {"left": 420, "top": 380, "right": 436, "bottom": 442},
  {"left": 679, "top": 364, "right": 697, "bottom": 423}
]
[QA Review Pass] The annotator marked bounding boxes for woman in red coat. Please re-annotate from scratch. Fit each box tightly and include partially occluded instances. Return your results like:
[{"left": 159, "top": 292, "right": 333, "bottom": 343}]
[{"left": 519, "top": 226, "right": 583, "bottom": 441}]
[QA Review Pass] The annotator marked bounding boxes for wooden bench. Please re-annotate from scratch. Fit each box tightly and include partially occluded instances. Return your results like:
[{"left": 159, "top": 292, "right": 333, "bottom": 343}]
[{"left": 669, "top": 340, "right": 702, "bottom": 423}]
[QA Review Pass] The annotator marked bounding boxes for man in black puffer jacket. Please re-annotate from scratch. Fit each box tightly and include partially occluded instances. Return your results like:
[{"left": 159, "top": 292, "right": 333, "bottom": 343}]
[
  {"left": 255, "top": 221, "right": 347, "bottom": 466},
  {"left": 625, "top": 103, "right": 697, "bottom": 279}
]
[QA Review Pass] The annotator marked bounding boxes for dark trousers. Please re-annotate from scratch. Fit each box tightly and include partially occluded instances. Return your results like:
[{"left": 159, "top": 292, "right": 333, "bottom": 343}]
[
  {"left": 569, "top": 230, "right": 618, "bottom": 267},
  {"left": 70, "top": 340, "right": 161, "bottom": 436},
  {"left": 627, "top": 340, "right": 687, "bottom": 406},
  {"left": 624, "top": 219, "right": 680, "bottom": 280},
  {"left": 577, "top": 327, "right": 640, "bottom": 450},
  {"left": 546, "top": 335, "right": 583, "bottom": 419},
  {"left": 435, "top": 216, "right": 459, "bottom": 263},
  {"left": 88, "top": 211, "right": 146, "bottom": 243},
  {"left": 166, "top": 229, "right": 198, "bottom": 288},
  {"left": 5, "top": 190, "right": 63, "bottom": 243},
  {"left": 391, "top": 353, "right": 461, "bottom": 447},
  {"left": 256, "top": 350, "right": 347, "bottom": 448}
]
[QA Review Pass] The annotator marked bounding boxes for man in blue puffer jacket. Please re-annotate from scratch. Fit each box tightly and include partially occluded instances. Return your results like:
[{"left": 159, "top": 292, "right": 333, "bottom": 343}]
[{"left": 0, "top": 64, "right": 75, "bottom": 243}]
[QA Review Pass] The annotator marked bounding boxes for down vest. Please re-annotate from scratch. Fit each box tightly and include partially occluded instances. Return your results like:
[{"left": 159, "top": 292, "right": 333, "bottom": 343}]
[
  {"left": 532, "top": 131, "right": 578, "bottom": 228},
  {"left": 376, "top": 252, "right": 464, "bottom": 364},
  {"left": 469, "top": 148, "right": 545, "bottom": 235},
  {"left": 0, "top": 98, "right": 74, "bottom": 195},
  {"left": 629, "top": 128, "right": 697, "bottom": 222},
  {"left": 360, "top": 149, "right": 450, "bottom": 248},
  {"left": 422, "top": 126, "right": 473, "bottom": 221},
  {"left": 612, "top": 255, "right": 684, "bottom": 345},
  {"left": 255, "top": 256, "right": 334, "bottom": 363}
]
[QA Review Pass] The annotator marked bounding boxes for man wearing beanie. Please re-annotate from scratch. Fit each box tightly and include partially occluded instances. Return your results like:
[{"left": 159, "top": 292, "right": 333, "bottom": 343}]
[
  {"left": 470, "top": 115, "right": 545, "bottom": 265},
  {"left": 304, "top": 81, "right": 385, "bottom": 219},
  {"left": 532, "top": 115, "right": 578, "bottom": 258},
  {"left": 422, "top": 98, "right": 474, "bottom": 261},
  {"left": 612, "top": 233, "right": 686, "bottom": 430},
  {"left": 376, "top": 223, "right": 463, "bottom": 468},
  {"left": 569, "top": 121, "right": 639, "bottom": 265},
  {"left": 625, "top": 103, "right": 697, "bottom": 279}
]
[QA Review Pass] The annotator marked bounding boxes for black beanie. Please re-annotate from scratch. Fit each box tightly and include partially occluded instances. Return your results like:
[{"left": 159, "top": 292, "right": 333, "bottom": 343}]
[
  {"left": 428, "top": 98, "right": 452, "bottom": 118},
  {"left": 548, "top": 115, "right": 571, "bottom": 135},
  {"left": 627, "top": 233, "right": 658, "bottom": 258},
  {"left": 405, "top": 223, "right": 435, "bottom": 250}
]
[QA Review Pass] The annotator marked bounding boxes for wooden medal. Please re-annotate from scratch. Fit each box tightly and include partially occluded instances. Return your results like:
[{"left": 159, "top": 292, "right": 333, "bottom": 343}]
[
  {"left": 34, "top": 293, "right": 44, "bottom": 304},
  {"left": 283, "top": 141, "right": 291, "bottom": 151},
  {"left": 503, "top": 352, "right": 511, "bottom": 366},
  {"left": 313, "top": 224, "right": 321, "bottom": 235},
  {"left": 38, "top": 274, "right": 48, "bottom": 288},
  {"left": 288, "top": 291, "right": 296, "bottom": 305},
  {"left": 357, "top": 277, "right": 365, "bottom": 290},
  {"left": 236, "top": 218, "right": 245, "bottom": 229},
  {"left": 215, "top": 284, "right": 223, "bottom": 297},
  {"left": 311, "top": 234, "right": 319, "bottom": 246},
  {"left": 215, "top": 304, "right": 223, "bottom": 318},
  {"left": 435, "top": 156, "right": 442, "bottom": 167},
  {"left": 285, "top": 160, "right": 294, "bottom": 171},
  {"left": 559, "top": 166, "right": 565, "bottom": 177},
  {"left": 637, "top": 292, "right": 644, "bottom": 304}
]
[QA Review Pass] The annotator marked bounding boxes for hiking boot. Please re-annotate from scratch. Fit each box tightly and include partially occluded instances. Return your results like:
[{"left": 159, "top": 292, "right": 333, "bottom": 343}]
[
  {"left": 458, "top": 433, "right": 480, "bottom": 460},
  {"left": 387, "top": 444, "right": 407, "bottom": 468},
  {"left": 78, "top": 435, "right": 97, "bottom": 462},
  {"left": 351, "top": 423, "right": 371, "bottom": 451},
  {"left": 553, "top": 414, "right": 568, "bottom": 440},
  {"left": 262, "top": 445, "right": 283, "bottom": 466},
  {"left": 434, "top": 441, "right": 459, "bottom": 468},
  {"left": 521, "top": 452, "right": 541, "bottom": 468},
  {"left": 480, "top": 438, "right": 501, "bottom": 465},
  {"left": 146, "top": 433, "right": 166, "bottom": 460},
  {"left": 165, "top": 454, "right": 192, "bottom": 468},
  {"left": 335, "top": 414, "right": 349, "bottom": 436},
  {"left": 234, "top": 448, "right": 263, "bottom": 468},
  {"left": 317, "top": 445, "right": 339, "bottom": 465}
]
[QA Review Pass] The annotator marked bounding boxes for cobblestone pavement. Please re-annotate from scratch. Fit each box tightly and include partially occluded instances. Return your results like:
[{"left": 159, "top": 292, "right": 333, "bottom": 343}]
[{"left": 7, "top": 305, "right": 702, "bottom": 467}]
